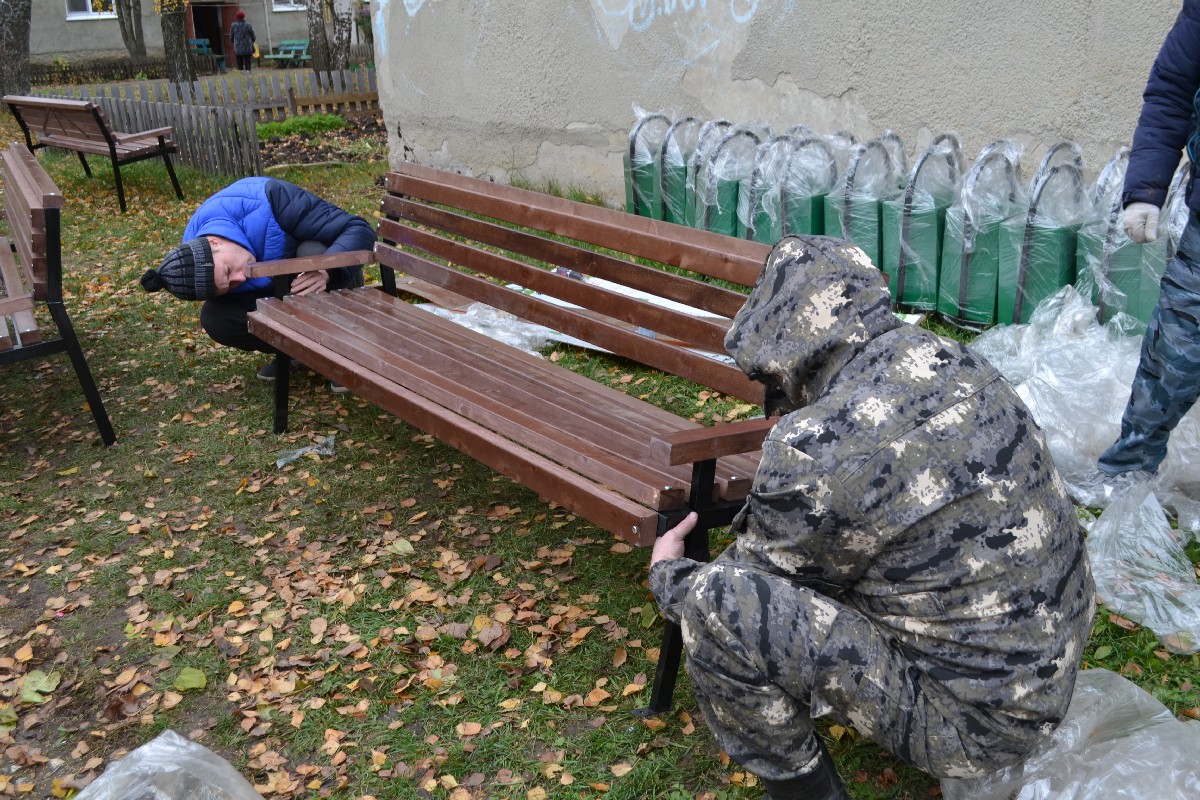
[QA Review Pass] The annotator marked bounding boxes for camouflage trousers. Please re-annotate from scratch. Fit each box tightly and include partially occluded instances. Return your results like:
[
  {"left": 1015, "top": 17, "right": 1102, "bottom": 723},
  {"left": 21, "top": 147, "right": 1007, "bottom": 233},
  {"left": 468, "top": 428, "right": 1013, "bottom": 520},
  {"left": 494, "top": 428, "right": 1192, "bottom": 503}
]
[
  {"left": 1100, "top": 211, "right": 1200, "bottom": 474},
  {"left": 678, "top": 560, "right": 1031, "bottom": 782}
]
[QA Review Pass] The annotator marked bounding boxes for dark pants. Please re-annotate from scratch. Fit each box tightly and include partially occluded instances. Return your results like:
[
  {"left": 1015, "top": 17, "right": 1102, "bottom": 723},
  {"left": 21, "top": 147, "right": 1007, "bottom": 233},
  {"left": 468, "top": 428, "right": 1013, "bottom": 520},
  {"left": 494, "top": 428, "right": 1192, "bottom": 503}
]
[
  {"left": 236, "top": 54, "right": 252, "bottom": 71},
  {"left": 1100, "top": 211, "right": 1200, "bottom": 474},
  {"left": 200, "top": 285, "right": 275, "bottom": 354}
]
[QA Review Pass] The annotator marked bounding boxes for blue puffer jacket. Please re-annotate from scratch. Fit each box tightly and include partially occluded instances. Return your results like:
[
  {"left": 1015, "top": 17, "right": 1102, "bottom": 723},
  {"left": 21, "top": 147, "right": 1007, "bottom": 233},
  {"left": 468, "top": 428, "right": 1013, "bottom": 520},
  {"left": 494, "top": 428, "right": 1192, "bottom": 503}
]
[{"left": 182, "top": 177, "right": 376, "bottom": 294}]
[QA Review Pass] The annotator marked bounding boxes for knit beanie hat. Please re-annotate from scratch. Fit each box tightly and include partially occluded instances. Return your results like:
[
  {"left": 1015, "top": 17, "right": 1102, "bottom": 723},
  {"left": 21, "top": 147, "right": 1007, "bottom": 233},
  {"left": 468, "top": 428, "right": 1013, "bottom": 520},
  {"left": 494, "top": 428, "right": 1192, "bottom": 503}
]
[
  {"left": 140, "top": 237, "right": 217, "bottom": 301},
  {"left": 236, "top": 10, "right": 246, "bottom": 19}
]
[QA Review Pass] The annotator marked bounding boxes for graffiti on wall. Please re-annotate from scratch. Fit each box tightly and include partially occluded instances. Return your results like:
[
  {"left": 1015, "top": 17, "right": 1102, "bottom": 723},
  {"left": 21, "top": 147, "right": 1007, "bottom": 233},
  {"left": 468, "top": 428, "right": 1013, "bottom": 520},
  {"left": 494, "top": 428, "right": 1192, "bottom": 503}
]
[{"left": 589, "top": 0, "right": 762, "bottom": 63}]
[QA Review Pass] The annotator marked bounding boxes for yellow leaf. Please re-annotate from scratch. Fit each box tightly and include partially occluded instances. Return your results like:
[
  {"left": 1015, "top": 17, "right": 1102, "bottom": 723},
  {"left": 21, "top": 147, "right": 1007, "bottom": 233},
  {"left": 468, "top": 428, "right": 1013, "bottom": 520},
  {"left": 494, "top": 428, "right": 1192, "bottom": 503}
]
[
  {"left": 526, "top": 789, "right": 547, "bottom": 800},
  {"left": 610, "top": 762, "right": 633, "bottom": 777},
  {"left": 456, "top": 721, "right": 483, "bottom": 737},
  {"left": 498, "top": 698, "right": 522, "bottom": 711},
  {"left": 14, "top": 643, "right": 33, "bottom": 663}
]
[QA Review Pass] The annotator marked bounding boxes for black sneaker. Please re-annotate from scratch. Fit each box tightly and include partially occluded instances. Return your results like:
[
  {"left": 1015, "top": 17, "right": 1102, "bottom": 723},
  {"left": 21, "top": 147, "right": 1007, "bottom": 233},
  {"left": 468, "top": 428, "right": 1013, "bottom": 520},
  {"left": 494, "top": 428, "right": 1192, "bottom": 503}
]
[{"left": 256, "top": 358, "right": 300, "bottom": 381}]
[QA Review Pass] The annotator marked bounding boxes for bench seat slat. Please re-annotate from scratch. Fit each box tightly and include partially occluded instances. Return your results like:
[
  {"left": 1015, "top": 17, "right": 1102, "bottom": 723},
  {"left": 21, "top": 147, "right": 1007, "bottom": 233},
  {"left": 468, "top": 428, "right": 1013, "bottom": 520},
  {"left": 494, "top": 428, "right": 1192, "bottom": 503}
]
[
  {"left": 251, "top": 301, "right": 664, "bottom": 544},
  {"left": 0, "top": 238, "right": 41, "bottom": 344},
  {"left": 377, "top": 243, "right": 762, "bottom": 403},
  {"left": 381, "top": 196, "right": 751, "bottom": 319},
  {"left": 335, "top": 290, "right": 760, "bottom": 494},
  {"left": 268, "top": 292, "right": 692, "bottom": 510}
]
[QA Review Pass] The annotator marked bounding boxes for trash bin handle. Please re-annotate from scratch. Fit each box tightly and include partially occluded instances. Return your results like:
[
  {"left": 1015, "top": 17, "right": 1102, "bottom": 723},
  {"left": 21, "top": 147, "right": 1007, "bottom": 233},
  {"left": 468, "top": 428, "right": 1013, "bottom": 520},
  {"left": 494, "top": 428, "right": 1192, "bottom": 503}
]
[
  {"left": 877, "top": 129, "right": 909, "bottom": 181},
  {"left": 628, "top": 112, "right": 670, "bottom": 166},
  {"left": 1034, "top": 140, "right": 1084, "bottom": 181},
  {"left": 962, "top": 149, "right": 1019, "bottom": 230},
  {"left": 1011, "top": 162, "right": 1086, "bottom": 322},
  {"left": 688, "top": 119, "right": 732, "bottom": 175},
  {"left": 779, "top": 135, "right": 838, "bottom": 229},
  {"left": 896, "top": 134, "right": 961, "bottom": 297},
  {"left": 840, "top": 138, "right": 896, "bottom": 238},
  {"left": 659, "top": 116, "right": 701, "bottom": 210},
  {"left": 956, "top": 150, "right": 1018, "bottom": 322}
]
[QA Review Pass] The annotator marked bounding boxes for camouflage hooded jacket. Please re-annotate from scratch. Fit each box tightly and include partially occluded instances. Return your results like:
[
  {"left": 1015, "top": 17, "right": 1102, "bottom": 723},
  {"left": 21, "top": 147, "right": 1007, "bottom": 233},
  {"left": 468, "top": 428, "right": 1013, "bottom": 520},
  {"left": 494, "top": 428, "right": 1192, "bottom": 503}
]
[{"left": 650, "top": 236, "right": 1095, "bottom": 738}]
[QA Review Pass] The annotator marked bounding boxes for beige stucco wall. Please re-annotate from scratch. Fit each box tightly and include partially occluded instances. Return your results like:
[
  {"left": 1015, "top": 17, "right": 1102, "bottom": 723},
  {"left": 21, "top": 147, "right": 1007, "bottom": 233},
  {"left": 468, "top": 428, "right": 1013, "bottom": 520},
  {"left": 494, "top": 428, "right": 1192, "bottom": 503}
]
[{"left": 374, "top": 0, "right": 1179, "bottom": 206}]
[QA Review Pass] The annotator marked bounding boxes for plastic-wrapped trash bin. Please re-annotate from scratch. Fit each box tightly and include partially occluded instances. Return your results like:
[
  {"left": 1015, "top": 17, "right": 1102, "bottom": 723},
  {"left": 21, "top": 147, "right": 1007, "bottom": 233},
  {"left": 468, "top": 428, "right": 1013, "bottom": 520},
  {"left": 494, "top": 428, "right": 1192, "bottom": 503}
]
[
  {"left": 697, "top": 126, "right": 763, "bottom": 237},
  {"left": 659, "top": 116, "right": 703, "bottom": 226},
  {"left": 685, "top": 119, "right": 731, "bottom": 230},
  {"left": 880, "top": 133, "right": 963, "bottom": 312},
  {"left": 938, "top": 140, "right": 1027, "bottom": 329},
  {"left": 823, "top": 132, "right": 904, "bottom": 266},
  {"left": 780, "top": 135, "right": 838, "bottom": 237},
  {"left": 998, "top": 142, "right": 1090, "bottom": 324},
  {"left": 623, "top": 108, "right": 671, "bottom": 218},
  {"left": 743, "top": 134, "right": 796, "bottom": 244}
]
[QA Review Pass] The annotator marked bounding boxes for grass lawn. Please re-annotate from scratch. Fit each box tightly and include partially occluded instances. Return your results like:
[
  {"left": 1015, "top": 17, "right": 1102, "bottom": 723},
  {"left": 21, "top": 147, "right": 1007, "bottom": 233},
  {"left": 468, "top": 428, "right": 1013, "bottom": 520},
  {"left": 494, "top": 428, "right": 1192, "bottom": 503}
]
[{"left": 0, "top": 108, "right": 1197, "bottom": 800}]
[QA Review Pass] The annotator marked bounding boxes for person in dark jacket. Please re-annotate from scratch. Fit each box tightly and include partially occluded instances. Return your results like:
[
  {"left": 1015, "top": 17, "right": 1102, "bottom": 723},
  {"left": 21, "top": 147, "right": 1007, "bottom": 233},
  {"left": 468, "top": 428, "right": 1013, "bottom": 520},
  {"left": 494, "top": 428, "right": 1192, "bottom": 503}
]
[
  {"left": 140, "top": 177, "right": 376, "bottom": 383},
  {"left": 230, "top": 11, "right": 256, "bottom": 72},
  {"left": 650, "top": 236, "right": 1094, "bottom": 800},
  {"left": 1097, "top": 1, "right": 1200, "bottom": 481}
]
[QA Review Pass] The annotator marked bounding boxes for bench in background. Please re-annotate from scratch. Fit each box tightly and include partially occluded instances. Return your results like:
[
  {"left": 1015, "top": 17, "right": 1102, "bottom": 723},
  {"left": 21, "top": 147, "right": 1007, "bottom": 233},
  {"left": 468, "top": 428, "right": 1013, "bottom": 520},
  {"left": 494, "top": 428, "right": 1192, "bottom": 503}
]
[
  {"left": 0, "top": 142, "right": 115, "bottom": 445},
  {"left": 247, "top": 162, "right": 777, "bottom": 712},
  {"left": 4, "top": 94, "right": 184, "bottom": 213},
  {"left": 263, "top": 40, "right": 311, "bottom": 67}
]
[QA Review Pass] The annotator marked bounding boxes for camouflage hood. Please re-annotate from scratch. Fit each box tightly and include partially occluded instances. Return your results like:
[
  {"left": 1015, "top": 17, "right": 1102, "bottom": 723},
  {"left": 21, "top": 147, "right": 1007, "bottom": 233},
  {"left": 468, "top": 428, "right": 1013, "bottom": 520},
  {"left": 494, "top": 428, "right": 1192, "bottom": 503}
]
[{"left": 725, "top": 236, "right": 901, "bottom": 411}]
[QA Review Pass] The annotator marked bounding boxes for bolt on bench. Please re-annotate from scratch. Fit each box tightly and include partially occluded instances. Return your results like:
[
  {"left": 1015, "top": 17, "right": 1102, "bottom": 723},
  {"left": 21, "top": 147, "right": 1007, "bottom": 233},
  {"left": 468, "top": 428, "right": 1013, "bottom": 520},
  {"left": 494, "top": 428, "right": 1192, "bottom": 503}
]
[
  {"left": 246, "top": 162, "right": 777, "bottom": 711},
  {"left": 0, "top": 142, "right": 115, "bottom": 445}
]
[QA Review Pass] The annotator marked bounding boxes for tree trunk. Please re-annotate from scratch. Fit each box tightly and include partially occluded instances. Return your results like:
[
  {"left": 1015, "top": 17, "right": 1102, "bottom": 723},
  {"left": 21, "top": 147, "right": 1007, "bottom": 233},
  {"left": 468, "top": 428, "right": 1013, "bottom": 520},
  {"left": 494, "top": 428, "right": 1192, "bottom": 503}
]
[
  {"left": 307, "top": 0, "right": 332, "bottom": 83},
  {"left": 115, "top": 0, "right": 147, "bottom": 64},
  {"left": 160, "top": 8, "right": 194, "bottom": 88},
  {"left": 328, "top": 0, "right": 352, "bottom": 71},
  {"left": 0, "top": 0, "right": 33, "bottom": 98}
]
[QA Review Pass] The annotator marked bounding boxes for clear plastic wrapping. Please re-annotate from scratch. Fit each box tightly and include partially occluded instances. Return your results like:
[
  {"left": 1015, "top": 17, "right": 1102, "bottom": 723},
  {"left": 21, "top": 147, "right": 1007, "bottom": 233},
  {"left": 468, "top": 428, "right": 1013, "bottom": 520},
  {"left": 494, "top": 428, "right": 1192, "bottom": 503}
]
[
  {"left": 625, "top": 105, "right": 672, "bottom": 218},
  {"left": 742, "top": 134, "right": 797, "bottom": 244},
  {"left": 823, "top": 133, "right": 904, "bottom": 266},
  {"left": 697, "top": 125, "right": 763, "bottom": 237},
  {"left": 997, "top": 141, "right": 1090, "bottom": 325},
  {"left": 937, "top": 140, "right": 1027, "bottom": 328},
  {"left": 685, "top": 118, "right": 732, "bottom": 230},
  {"left": 940, "top": 669, "right": 1200, "bottom": 800},
  {"left": 880, "top": 133, "right": 963, "bottom": 311},
  {"left": 659, "top": 116, "right": 703, "bottom": 226},
  {"left": 780, "top": 135, "right": 837, "bottom": 237}
]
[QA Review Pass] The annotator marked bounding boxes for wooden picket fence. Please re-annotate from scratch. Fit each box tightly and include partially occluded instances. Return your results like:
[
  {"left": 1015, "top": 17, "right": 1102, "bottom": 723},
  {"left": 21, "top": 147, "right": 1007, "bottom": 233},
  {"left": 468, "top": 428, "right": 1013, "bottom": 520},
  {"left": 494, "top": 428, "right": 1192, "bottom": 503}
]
[{"left": 35, "top": 68, "right": 378, "bottom": 178}]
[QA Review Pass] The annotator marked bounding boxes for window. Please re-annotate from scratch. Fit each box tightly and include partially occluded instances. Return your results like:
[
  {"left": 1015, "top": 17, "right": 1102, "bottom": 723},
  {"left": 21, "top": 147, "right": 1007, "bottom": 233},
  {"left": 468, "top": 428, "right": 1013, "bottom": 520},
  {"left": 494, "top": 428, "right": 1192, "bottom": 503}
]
[
  {"left": 272, "top": 1, "right": 306, "bottom": 10},
  {"left": 66, "top": 0, "right": 116, "bottom": 18}
]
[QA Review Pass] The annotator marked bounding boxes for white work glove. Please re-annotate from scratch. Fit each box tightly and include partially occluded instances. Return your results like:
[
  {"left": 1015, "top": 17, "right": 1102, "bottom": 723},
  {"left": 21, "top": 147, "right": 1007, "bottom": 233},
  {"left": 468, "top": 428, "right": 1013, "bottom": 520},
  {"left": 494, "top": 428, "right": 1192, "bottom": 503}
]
[{"left": 1123, "top": 202, "right": 1160, "bottom": 244}]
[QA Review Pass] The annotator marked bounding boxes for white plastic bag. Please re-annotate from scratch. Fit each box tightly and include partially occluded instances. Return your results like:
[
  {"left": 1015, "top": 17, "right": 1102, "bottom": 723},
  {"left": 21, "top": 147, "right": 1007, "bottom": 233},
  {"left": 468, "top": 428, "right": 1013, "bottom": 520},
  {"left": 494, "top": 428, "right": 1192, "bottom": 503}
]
[
  {"left": 940, "top": 669, "right": 1200, "bottom": 800},
  {"left": 75, "top": 729, "right": 264, "bottom": 800}
]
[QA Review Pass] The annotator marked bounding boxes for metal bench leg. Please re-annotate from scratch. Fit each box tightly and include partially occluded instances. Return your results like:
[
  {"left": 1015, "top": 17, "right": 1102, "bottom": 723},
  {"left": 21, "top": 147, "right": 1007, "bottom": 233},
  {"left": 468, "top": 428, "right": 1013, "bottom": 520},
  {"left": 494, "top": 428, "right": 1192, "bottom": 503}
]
[
  {"left": 161, "top": 146, "right": 184, "bottom": 200},
  {"left": 273, "top": 353, "right": 290, "bottom": 434},
  {"left": 110, "top": 156, "right": 127, "bottom": 213},
  {"left": 47, "top": 301, "right": 116, "bottom": 445},
  {"left": 637, "top": 458, "right": 717, "bottom": 716},
  {"left": 76, "top": 151, "right": 92, "bottom": 177}
]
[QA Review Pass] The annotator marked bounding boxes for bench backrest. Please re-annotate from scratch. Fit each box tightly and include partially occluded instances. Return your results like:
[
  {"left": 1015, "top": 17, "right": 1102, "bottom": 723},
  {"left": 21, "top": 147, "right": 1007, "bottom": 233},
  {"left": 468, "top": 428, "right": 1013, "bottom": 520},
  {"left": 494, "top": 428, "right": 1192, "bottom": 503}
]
[
  {"left": 188, "top": 38, "right": 213, "bottom": 54},
  {"left": 1, "top": 141, "right": 65, "bottom": 302},
  {"left": 4, "top": 95, "right": 113, "bottom": 150},
  {"left": 378, "top": 162, "right": 772, "bottom": 404}
]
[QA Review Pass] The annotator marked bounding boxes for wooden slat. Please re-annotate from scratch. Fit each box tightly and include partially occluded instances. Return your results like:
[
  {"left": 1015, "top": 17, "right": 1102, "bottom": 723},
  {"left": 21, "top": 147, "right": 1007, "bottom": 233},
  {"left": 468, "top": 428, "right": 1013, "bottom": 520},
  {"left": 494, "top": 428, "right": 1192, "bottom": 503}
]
[
  {"left": 387, "top": 162, "right": 771, "bottom": 285},
  {"left": 376, "top": 242, "right": 762, "bottom": 403},
  {"left": 246, "top": 250, "right": 375, "bottom": 278},
  {"left": 651, "top": 416, "right": 777, "bottom": 466},
  {"left": 381, "top": 196, "right": 749, "bottom": 319},
  {"left": 0, "top": 238, "right": 41, "bottom": 343},
  {"left": 255, "top": 294, "right": 689, "bottom": 511},
  {"left": 250, "top": 304, "right": 663, "bottom": 545}
]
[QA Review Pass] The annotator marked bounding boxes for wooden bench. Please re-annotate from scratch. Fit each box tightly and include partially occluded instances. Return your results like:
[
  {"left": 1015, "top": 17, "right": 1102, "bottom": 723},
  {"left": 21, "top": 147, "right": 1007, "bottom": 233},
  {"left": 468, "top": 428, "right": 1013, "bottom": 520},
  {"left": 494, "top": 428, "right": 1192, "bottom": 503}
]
[
  {"left": 246, "top": 162, "right": 778, "bottom": 711},
  {"left": 3, "top": 95, "right": 184, "bottom": 214},
  {"left": 188, "top": 38, "right": 213, "bottom": 55},
  {"left": 0, "top": 142, "right": 115, "bottom": 446},
  {"left": 263, "top": 40, "right": 311, "bottom": 67}
]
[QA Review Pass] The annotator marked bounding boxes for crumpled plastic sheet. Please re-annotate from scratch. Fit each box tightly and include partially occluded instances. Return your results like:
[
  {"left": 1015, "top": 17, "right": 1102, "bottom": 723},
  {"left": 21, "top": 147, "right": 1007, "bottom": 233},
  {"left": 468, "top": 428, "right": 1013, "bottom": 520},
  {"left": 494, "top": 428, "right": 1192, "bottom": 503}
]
[
  {"left": 1085, "top": 481, "right": 1200, "bottom": 653},
  {"left": 969, "top": 284, "right": 1200, "bottom": 529},
  {"left": 970, "top": 285, "right": 1200, "bottom": 652},
  {"left": 275, "top": 435, "right": 336, "bottom": 469},
  {"left": 75, "top": 729, "right": 264, "bottom": 800},
  {"left": 940, "top": 669, "right": 1200, "bottom": 800},
  {"left": 424, "top": 302, "right": 553, "bottom": 356}
]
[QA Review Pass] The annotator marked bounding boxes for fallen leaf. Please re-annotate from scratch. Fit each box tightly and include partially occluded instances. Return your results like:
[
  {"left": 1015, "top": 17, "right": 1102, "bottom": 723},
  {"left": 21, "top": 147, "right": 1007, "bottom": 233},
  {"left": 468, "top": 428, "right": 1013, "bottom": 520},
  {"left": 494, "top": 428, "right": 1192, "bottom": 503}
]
[{"left": 174, "top": 667, "right": 207, "bottom": 691}]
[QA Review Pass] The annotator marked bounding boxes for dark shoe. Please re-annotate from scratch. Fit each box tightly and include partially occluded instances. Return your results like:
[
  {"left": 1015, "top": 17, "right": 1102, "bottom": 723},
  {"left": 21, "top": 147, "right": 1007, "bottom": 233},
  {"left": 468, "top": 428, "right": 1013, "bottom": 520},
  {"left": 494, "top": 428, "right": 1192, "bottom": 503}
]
[
  {"left": 256, "top": 358, "right": 300, "bottom": 381},
  {"left": 760, "top": 745, "right": 849, "bottom": 800}
]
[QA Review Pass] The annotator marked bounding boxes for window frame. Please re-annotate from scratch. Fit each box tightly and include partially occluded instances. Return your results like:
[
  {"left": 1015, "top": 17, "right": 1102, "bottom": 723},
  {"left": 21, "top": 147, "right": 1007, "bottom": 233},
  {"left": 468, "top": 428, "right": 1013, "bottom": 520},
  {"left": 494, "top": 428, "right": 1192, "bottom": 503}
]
[
  {"left": 271, "top": 1, "right": 306, "bottom": 11},
  {"left": 65, "top": 0, "right": 116, "bottom": 20}
]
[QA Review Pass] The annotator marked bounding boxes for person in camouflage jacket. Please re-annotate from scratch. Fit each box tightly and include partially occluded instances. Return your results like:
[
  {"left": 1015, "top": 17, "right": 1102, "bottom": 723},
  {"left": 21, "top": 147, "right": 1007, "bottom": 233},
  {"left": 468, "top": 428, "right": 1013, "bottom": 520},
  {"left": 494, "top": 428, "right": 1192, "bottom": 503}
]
[{"left": 649, "top": 236, "right": 1095, "bottom": 800}]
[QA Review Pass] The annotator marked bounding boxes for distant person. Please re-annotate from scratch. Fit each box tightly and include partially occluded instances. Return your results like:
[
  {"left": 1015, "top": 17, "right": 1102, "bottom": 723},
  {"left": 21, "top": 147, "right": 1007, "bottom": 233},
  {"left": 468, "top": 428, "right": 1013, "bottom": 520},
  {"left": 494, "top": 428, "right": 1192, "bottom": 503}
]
[
  {"left": 230, "top": 10, "right": 256, "bottom": 72},
  {"left": 650, "top": 237, "right": 1094, "bottom": 799},
  {"left": 140, "top": 177, "right": 376, "bottom": 389},
  {"left": 1094, "top": 0, "right": 1200, "bottom": 485}
]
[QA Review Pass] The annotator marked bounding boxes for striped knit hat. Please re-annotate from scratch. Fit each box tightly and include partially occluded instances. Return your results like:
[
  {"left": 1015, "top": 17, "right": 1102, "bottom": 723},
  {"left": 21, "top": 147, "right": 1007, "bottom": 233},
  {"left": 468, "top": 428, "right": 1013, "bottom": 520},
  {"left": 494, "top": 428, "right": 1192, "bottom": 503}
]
[{"left": 140, "top": 237, "right": 217, "bottom": 301}]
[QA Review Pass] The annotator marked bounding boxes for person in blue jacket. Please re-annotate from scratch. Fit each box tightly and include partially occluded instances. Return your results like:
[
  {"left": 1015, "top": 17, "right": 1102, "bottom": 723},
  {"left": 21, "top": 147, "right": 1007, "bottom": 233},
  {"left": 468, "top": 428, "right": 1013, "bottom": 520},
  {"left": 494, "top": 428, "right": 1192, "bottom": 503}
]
[
  {"left": 140, "top": 177, "right": 376, "bottom": 382},
  {"left": 1096, "top": 0, "right": 1200, "bottom": 482}
]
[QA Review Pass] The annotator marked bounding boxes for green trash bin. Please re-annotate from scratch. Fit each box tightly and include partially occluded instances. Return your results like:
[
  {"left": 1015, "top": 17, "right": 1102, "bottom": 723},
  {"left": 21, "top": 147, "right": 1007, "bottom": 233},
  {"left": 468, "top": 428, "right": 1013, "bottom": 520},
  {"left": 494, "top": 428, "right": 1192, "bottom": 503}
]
[
  {"left": 659, "top": 116, "right": 702, "bottom": 226},
  {"left": 685, "top": 119, "right": 731, "bottom": 230},
  {"left": 698, "top": 128, "right": 761, "bottom": 237},
  {"left": 779, "top": 136, "right": 837, "bottom": 237},
  {"left": 937, "top": 147, "right": 1025, "bottom": 330},
  {"left": 623, "top": 112, "right": 670, "bottom": 218},
  {"left": 997, "top": 161, "right": 1088, "bottom": 324},
  {"left": 880, "top": 133, "right": 962, "bottom": 312},
  {"left": 823, "top": 136, "right": 901, "bottom": 267},
  {"left": 743, "top": 135, "right": 795, "bottom": 244}
]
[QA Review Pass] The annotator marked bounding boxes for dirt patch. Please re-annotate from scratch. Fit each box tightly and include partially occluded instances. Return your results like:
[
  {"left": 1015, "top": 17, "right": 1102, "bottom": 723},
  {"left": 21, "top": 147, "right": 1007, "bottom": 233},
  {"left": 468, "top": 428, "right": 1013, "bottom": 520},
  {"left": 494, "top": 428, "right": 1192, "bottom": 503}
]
[{"left": 259, "top": 114, "right": 387, "bottom": 169}]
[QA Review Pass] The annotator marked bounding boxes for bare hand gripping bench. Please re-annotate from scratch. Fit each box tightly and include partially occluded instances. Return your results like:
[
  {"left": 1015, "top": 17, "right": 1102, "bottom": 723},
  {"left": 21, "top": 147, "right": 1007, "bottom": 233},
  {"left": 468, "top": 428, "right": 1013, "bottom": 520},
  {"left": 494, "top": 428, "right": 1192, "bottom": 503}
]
[{"left": 246, "top": 162, "right": 776, "bottom": 711}]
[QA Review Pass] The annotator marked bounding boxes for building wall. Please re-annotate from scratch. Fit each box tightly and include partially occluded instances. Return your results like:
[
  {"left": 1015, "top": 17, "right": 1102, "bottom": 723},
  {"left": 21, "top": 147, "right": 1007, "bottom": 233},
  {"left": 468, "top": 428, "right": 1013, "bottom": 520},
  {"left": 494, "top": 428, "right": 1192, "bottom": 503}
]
[
  {"left": 30, "top": 2, "right": 312, "bottom": 58},
  {"left": 374, "top": 0, "right": 1179, "bottom": 205}
]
